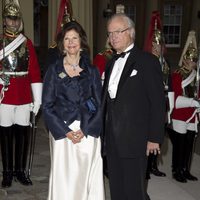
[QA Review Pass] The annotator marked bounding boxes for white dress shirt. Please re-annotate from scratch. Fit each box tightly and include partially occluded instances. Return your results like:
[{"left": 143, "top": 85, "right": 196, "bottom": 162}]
[{"left": 108, "top": 44, "right": 134, "bottom": 99}]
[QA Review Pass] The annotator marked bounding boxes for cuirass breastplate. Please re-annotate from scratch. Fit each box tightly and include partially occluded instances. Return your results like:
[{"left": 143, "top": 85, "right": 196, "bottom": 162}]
[{"left": 0, "top": 37, "right": 29, "bottom": 72}]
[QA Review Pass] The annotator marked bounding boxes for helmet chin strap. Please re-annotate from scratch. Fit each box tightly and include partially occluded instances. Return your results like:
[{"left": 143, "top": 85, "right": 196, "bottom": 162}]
[{"left": 5, "top": 28, "right": 20, "bottom": 37}]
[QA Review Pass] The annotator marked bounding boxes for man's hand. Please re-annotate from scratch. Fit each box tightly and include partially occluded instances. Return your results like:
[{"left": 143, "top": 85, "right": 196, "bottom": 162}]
[{"left": 146, "top": 141, "right": 160, "bottom": 156}]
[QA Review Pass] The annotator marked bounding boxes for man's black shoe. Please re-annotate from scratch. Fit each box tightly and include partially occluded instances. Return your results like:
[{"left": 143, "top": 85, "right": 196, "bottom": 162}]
[
  {"left": 184, "top": 170, "right": 198, "bottom": 181},
  {"left": 173, "top": 170, "right": 187, "bottom": 183},
  {"left": 151, "top": 168, "right": 166, "bottom": 177}
]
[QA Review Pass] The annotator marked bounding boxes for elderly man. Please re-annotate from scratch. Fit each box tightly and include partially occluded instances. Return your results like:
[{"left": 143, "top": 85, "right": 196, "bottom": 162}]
[{"left": 102, "top": 13, "right": 165, "bottom": 200}]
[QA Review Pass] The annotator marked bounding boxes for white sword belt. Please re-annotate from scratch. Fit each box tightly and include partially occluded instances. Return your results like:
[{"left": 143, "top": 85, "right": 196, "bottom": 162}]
[{"left": 0, "top": 71, "right": 28, "bottom": 77}]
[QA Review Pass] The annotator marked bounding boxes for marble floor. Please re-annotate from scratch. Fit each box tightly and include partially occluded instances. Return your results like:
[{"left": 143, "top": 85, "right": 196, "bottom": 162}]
[{"left": 0, "top": 115, "right": 200, "bottom": 200}]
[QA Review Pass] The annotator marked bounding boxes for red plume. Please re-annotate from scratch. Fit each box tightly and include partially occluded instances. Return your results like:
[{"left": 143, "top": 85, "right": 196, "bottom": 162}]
[
  {"left": 55, "top": 0, "right": 73, "bottom": 39},
  {"left": 143, "top": 11, "right": 164, "bottom": 53}
]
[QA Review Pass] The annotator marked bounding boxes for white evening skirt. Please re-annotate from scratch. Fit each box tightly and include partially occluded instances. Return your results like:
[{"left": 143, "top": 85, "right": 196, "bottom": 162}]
[{"left": 47, "top": 133, "right": 105, "bottom": 200}]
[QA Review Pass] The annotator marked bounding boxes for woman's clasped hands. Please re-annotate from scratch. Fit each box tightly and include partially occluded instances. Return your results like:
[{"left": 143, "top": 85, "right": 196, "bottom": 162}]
[{"left": 66, "top": 130, "right": 84, "bottom": 144}]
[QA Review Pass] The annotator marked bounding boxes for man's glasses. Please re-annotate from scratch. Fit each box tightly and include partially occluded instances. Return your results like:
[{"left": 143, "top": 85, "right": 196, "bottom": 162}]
[{"left": 107, "top": 27, "right": 130, "bottom": 38}]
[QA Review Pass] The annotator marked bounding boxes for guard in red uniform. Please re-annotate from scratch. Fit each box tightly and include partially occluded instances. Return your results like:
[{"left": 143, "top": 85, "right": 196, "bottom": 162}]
[
  {"left": 170, "top": 30, "right": 199, "bottom": 182},
  {"left": 93, "top": 43, "right": 113, "bottom": 76},
  {"left": 0, "top": 0, "right": 42, "bottom": 187}
]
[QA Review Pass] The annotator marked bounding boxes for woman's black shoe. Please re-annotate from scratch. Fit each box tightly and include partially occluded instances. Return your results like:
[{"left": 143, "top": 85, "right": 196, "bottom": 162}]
[
  {"left": 14, "top": 171, "right": 32, "bottom": 185},
  {"left": 184, "top": 170, "right": 198, "bottom": 181},
  {"left": 173, "top": 170, "right": 187, "bottom": 183},
  {"left": 2, "top": 171, "right": 13, "bottom": 188}
]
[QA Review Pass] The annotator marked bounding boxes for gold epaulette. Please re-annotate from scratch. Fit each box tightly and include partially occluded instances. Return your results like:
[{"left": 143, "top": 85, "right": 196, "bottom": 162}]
[
  {"left": 175, "top": 67, "right": 184, "bottom": 74},
  {"left": 49, "top": 42, "right": 57, "bottom": 49},
  {"left": 175, "top": 67, "right": 191, "bottom": 79},
  {"left": 98, "top": 48, "right": 112, "bottom": 55}
]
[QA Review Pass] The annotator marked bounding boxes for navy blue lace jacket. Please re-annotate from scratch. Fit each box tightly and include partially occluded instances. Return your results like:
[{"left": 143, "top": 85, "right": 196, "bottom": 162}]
[{"left": 42, "top": 53, "right": 102, "bottom": 140}]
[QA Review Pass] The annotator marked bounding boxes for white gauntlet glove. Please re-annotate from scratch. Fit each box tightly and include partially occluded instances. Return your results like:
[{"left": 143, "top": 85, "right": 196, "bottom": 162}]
[
  {"left": 31, "top": 83, "right": 43, "bottom": 116},
  {"left": 176, "top": 96, "right": 200, "bottom": 108},
  {"left": 191, "top": 99, "right": 200, "bottom": 108},
  {"left": 168, "top": 92, "right": 175, "bottom": 114}
]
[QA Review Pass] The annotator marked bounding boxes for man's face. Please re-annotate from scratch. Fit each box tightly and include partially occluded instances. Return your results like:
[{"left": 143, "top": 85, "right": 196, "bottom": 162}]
[
  {"left": 183, "top": 58, "right": 197, "bottom": 71},
  {"left": 4, "top": 17, "right": 21, "bottom": 33},
  {"left": 107, "top": 16, "right": 134, "bottom": 53}
]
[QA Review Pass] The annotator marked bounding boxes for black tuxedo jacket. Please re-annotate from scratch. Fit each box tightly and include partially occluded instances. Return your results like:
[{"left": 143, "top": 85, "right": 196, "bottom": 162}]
[{"left": 102, "top": 46, "right": 166, "bottom": 158}]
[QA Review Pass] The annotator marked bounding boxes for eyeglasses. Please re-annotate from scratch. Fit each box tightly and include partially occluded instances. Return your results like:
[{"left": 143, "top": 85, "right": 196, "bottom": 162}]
[{"left": 107, "top": 27, "right": 130, "bottom": 38}]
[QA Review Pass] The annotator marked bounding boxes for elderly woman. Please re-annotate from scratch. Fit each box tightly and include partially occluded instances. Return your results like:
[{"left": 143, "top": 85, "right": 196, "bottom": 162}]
[{"left": 42, "top": 21, "right": 105, "bottom": 200}]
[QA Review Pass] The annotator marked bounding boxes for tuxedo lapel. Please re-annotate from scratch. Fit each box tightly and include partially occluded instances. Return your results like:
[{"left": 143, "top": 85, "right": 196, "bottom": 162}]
[
  {"left": 116, "top": 47, "right": 137, "bottom": 97},
  {"left": 102, "top": 58, "right": 116, "bottom": 103},
  {"left": 104, "top": 59, "right": 115, "bottom": 89}
]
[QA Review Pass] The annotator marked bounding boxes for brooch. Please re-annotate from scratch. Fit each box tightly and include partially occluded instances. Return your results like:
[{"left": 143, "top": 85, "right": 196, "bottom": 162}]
[{"left": 58, "top": 72, "right": 66, "bottom": 79}]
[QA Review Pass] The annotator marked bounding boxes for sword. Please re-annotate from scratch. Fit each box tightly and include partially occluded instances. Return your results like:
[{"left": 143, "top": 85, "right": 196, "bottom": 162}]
[
  {"left": 1, "top": 0, "right": 5, "bottom": 59},
  {"left": 195, "top": 49, "right": 200, "bottom": 99},
  {"left": 27, "top": 111, "right": 37, "bottom": 178}
]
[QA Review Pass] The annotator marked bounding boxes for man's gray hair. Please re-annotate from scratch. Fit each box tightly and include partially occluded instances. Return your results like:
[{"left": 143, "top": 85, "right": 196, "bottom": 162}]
[{"left": 107, "top": 13, "right": 135, "bottom": 38}]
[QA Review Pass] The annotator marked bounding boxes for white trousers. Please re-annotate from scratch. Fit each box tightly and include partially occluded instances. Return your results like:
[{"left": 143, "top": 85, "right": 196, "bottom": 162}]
[
  {"left": 0, "top": 103, "right": 31, "bottom": 126},
  {"left": 48, "top": 134, "right": 105, "bottom": 200}
]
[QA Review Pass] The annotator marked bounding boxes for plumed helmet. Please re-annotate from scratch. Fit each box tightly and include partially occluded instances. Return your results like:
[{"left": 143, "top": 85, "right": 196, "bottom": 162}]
[
  {"left": 184, "top": 42, "right": 198, "bottom": 62},
  {"left": 61, "top": 6, "right": 74, "bottom": 28},
  {"left": 144, "top": 11, "right": 165, "bottom": 53},
  {"left": 178, "top": 31, "right": 198, "bottom": 66},
  {"left": 3, "top": 0, "right": 22, "bottom": 19},
  {"left": 55, "top": 0, "right": 75, "bottom": 38},
  {"left": 152, "top": 20, "right": 162, "bottom": 45}
]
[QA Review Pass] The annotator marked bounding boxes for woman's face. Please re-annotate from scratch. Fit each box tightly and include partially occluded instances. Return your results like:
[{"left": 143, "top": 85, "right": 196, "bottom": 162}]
[{"left": 63, "top": 29, "right": 81, "bottom": 55}]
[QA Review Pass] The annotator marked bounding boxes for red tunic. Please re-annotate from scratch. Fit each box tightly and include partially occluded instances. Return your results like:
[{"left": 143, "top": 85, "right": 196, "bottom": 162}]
[
  {"left": 0, "top": 37, "right": 42, "bottom": 105},
  {"left": 93, "top": 49, "right": 113, "bottom": 76},
  {"left": 171, "top": 72, "right": 197, "bottom": 123}
]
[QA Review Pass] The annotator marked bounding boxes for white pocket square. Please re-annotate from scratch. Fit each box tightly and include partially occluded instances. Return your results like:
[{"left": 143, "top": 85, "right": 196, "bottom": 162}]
[{"left": 130, "top": 69, "right": 137, "bottom": 77}]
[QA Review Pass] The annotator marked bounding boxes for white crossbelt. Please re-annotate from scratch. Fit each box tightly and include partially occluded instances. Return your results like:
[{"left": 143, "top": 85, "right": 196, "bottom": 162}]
[
  {"left": 0, "top": 71, "right": 28, "bottom": 76},
  {"left": 182, "top": 69, "right": 196, "bottom": 88},
  {"left": 0, "top": 34, "right": 26, "bottom": 61}
]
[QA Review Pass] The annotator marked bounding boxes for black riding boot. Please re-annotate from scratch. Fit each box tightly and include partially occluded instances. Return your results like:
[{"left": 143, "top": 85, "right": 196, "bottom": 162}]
[
  {"left": 146, "top": 156, "right": 151, "bottom": 180},
  {"left": 168, "top": 128, "right": 177, "bottom": 174},
  {"left": 183, "top": 131, "right": 198, "bottom": 181},
  {"left": 172, "top": 132, "right": 187, "bottom": 183},
  {"left": 0, "top": 126, "right": 13, "bottom": 187},
  {"left": 14, "top": 125, "right": 32, "bottom": 185},
  {"left": 148, "top": 153, "right": 166, "bottom": 177}
]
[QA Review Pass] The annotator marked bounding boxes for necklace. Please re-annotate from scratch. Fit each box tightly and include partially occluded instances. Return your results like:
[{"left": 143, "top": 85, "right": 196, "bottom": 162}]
[{"left": 64, "top": 58, "right": 79, "bottom": 71}]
